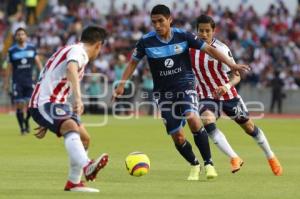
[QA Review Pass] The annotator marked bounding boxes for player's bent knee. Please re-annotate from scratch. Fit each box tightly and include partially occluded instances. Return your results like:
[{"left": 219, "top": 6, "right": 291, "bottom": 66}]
[
  {"left": 171, "top": 132, "right": 186, "bottom": 145},
  {"left": 201, "top": 110, "right": 216, "bottom": 125},
  {"left": 60, "top": 119, "right": 80, "bottom": 136},
  {"left": 240, "top": 120, "right": 255, "bottom": 134}
]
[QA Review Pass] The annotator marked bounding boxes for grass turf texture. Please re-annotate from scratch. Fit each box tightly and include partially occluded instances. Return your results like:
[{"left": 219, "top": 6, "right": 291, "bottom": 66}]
[{"left": 0, "top": 114, "right": 299, "bottom": 199}]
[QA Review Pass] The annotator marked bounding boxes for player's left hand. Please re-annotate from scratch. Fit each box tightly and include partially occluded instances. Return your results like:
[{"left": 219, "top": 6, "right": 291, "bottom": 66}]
[
  {"left": 213, "top": 86, "right": 228, "bottom": 99},
  {"left": 34, "top": 126, "right": 48, "bottom": 139},
  {"left": 74, "top": 98, "right": 84, "bottom": 115}
]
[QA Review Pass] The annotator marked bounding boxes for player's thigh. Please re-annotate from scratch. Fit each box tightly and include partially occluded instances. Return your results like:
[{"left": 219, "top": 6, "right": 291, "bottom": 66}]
[
  {"left": 185, "top": 111, "right": 202, "bottom": 132},
  {"left": 78, "top": 124, "right": 90, "bottom": 149},
  {"left": 222, "top": 97, "right": 249, "bottom": 124},
  {"left": 23, "top": 84, "right": 34, "bottom": 101},
  {"left": 160, "top": 105, "right": 184, "bottom": 135},
  {"left": 179, "top": 90, "right": 201, "bottom": 132},
  {"left": 60, "top": 119, "right": 80, "bottom": 136},
  {"left": 37, "top": 103, "right": 81, "bottom": 137},
  {"left": 156, "top": 97, "right": 184, "bottom": 135}
]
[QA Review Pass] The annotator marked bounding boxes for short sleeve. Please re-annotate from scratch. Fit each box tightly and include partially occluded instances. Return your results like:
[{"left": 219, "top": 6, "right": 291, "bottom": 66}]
[
  {"left": 185, "top": 32, "right": 206, "bottom": 50},
  {"left": 222, "top": 48, "right": 236, "bottom": 73},
  {"left": 131, "top": 38, "right": 145, "bottom": 61},
  {"left": 66, "top": 46, "right": 85, "bottom": 68}
]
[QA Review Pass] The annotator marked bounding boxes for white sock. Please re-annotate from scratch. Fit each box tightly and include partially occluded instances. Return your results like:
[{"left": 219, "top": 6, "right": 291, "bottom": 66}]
[
  {"left": 253, "top": 128, "right": 274, "bottom": 159},
  {"left": 64, "top": 132, "right": 90, "bottom": 184},
  {"left": 68, "top": 164, "right": 82, "bottom": 184},
  {"left": 68, "top": 150, "right": 88, "bottom": 183},
  {"left": 209, "top": 128, "right": 239, "bottom": 158}
]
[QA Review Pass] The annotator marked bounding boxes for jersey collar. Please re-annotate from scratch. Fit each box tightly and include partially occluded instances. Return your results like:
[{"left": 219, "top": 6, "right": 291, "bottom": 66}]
[
  {"left": 155, "top": 28, "right": 174, "bottom": 44},
  {"left": 16, "top": 42, "right": 28, "bottom": 50}
]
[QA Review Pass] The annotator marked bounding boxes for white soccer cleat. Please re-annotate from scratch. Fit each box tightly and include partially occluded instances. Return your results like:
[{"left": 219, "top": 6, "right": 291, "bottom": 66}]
[
  {"left": 187, "top": 164, "right": 201, "bottom": 181},
  {"left": 64, "top": 180, "right": 99, "bottom": 192},
  {"left": 84, "top": 153, "right": 109, "bottom": 181}
]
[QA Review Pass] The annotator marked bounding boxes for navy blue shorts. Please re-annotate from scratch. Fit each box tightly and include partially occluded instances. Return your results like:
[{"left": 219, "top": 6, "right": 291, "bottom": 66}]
[
  {"left": 12, "top": 83, "right": 34, "bottom": 103},
  {"left": 155, "top": 89, "right": 199, "bottom": 134},
  {"left": 199, "top": 97, "right": 249, "bottom": 124},
  {"left": 29, "top": 103, "right": 81, "bottom": 136}
]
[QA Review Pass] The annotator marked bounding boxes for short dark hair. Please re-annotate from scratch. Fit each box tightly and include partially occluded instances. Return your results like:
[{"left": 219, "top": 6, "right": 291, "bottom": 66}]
[
  {"left": 15, "top": 27, "right": 27, "bottom": 36},
  {"left": 80, "top": 26, "right": 107, "bottom": 44},
  {"left": 196, "top": 15, "right": 216, "bottom": 30},
  {"left": 150, "top": 4, "right": 171, "bottom": 18}
]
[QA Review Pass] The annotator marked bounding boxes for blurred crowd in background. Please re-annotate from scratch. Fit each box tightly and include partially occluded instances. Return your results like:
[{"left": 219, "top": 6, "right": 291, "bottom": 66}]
[{"left": 1, "top": 0, "right": 300, "bottom": 102}]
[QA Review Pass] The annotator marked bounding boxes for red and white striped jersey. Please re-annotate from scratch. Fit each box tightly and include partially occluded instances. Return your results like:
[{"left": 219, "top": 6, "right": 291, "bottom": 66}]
[
  {"left": 29, "top": 43, "right": 89, "bottom": 108},
  {"left": 190, "top": 38, "right": 239, "bottom": 101}
]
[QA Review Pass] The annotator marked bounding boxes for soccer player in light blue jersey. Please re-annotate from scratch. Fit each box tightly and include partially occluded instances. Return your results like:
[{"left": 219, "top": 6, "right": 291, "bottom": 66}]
[
  {"left": 114, "top": 4, "right": 249, "bottom": 180},
  {"left": 3, "top": 27, "right": 43, "bottom": 135}
]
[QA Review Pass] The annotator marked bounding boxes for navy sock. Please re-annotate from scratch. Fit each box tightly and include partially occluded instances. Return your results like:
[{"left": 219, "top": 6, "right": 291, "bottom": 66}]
[
  {"left": 24, "top": 109, "right": 31, "bottom": 130},
  {"left": 175, "top": 140, "right": 199, "bottom": 166},
  {"left": 194, "top": 127, "right": 213, "bottom": 166},
  {"left": 16, "top": 109, "right": 24, "bottom": 132}
]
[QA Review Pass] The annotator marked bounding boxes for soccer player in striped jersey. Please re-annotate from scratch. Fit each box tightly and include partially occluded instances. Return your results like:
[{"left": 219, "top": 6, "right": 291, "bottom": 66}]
[
  {"left": 28, "top": 26, "right": 109, "bottom": 192},
  {"left": 190, "top": 15, "right": 282, "bottom": 176},
  {"left": 114, "top": 5, "right": 249, "bottom": 180}
]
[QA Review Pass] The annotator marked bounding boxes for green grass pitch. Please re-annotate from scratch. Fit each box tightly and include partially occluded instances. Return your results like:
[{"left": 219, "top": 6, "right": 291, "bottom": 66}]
[{"left": 0, "top": 114, "right": 299, "bottom": 199}]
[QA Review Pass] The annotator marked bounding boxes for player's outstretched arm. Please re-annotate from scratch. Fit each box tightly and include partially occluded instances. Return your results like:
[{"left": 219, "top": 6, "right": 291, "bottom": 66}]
[
  {"left": 112, "top": 59, "right": 138, "bottom": 102},
  {"left": 203, "top": 45, "right": 250, "bottom": 73},
  {"left": 67, "top": 61, "right": 83, "bottom": 115}
]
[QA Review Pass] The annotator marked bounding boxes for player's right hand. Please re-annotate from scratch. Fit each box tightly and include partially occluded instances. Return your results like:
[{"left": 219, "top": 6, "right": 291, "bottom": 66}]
[
  {"left": 73, "top": 98, "right": 84, "bottom": 115},
  {"left": 232, "top": 64, "right": 251, "bottom": 74},
  {"left": 213, "top": 86, "right": 227, "bottom": 99},
  {"left": 111, "top": 86, "right": 124, "bottom": 103},
  {"left": 34, "top": 126, "right": 48, "bottom": 139}
]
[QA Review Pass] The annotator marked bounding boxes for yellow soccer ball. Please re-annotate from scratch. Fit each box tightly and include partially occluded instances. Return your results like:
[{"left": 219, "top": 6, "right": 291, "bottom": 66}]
[{"left": 125, "top": 152, "right": 150, "bottom": 177}]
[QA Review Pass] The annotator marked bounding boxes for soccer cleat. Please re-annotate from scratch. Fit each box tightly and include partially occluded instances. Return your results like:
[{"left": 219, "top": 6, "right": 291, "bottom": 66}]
[
  {"left": 205, "top": 164, "right": 218, "bottom": 179},
  {"left": 84, "top": 153, "right": 109, "bottom": 181},
  {"left": 230, "top": 157, "right": 244, "bottom": 173},
  {"left": 268, "top": 156, "right": 283, "bottom": 176},
  {"left": 64, "top": 180, "right": 99, "bottom": 192},
  {"left": 187, "top": 164, "right": 201, "bottom": 181},
  {"left": 24, "top": 119, "right": 30, "bottom": 133}
]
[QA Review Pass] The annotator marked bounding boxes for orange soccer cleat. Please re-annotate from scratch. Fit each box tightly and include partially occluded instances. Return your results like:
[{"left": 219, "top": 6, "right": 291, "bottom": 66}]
[
  {"left": 230, "top": 157, "right": 244, "bottom": 173},
  {"left": 268, "top": 156, "right": 283, "bottom": 176}
]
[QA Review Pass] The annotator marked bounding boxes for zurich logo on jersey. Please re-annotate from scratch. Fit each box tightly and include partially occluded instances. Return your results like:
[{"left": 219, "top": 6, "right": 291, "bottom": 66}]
[
  {"left": 21, "top": 58, "right": 28, "bottom": 64},
  {"left": 164, "top": 58, "right": 174, "bottom": 68}
]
